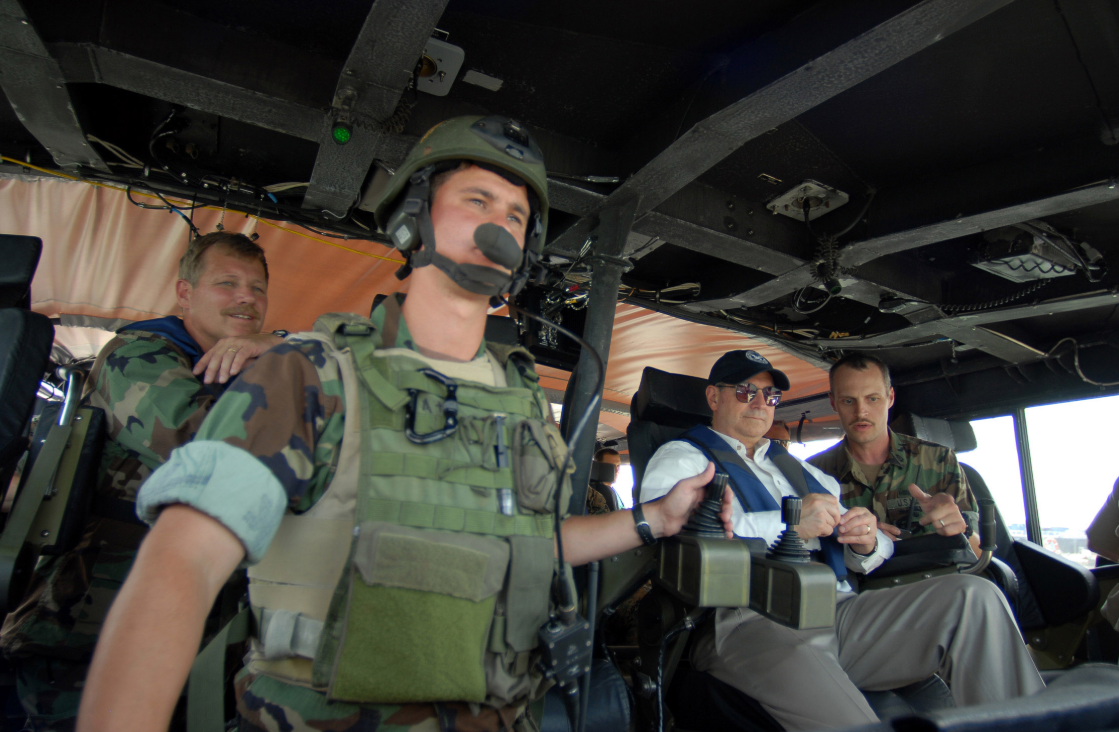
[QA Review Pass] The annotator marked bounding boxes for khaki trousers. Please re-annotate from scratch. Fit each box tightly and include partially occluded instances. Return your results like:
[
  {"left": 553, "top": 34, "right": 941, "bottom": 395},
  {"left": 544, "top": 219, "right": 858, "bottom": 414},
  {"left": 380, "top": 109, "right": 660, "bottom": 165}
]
[{"left": 691, "top": 573, "right": 1045, "bottom": 731}]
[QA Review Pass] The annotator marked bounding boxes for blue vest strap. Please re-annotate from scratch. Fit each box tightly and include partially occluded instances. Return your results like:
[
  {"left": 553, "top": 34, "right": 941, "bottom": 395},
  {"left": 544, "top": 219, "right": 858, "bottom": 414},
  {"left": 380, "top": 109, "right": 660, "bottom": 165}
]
[{"left": 674, "top": 425, "right": 848, "bottom": 581}]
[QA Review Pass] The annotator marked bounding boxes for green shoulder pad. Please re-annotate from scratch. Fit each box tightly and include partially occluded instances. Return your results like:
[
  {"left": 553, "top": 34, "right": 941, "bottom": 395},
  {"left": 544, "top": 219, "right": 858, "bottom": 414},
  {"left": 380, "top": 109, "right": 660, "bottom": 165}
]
[
  {"left": 487, "top": 344, "right": 540, "bottom": 383},
  {"left": 313, "top": 312, "right": 376, "bottom": 337}
]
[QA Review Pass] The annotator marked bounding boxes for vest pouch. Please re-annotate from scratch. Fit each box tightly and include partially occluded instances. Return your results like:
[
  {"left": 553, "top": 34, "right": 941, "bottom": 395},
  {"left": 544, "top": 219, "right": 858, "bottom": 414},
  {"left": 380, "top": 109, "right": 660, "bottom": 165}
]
[
  {"left": 504, "top": 535, "right": 554, "bottom": 652},
  {"left": 513, "top": 420, "right": 567, "bottom": 513},
  {"left": 327, "top": 521, "right": 510, "bottom": 704}
]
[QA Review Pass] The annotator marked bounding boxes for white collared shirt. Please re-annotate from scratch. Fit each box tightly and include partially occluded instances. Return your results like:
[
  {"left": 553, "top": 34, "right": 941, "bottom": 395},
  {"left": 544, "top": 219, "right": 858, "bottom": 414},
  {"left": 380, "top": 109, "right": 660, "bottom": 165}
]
[{"left": 640, "top": 428, "right": 894, "bottom": 590}]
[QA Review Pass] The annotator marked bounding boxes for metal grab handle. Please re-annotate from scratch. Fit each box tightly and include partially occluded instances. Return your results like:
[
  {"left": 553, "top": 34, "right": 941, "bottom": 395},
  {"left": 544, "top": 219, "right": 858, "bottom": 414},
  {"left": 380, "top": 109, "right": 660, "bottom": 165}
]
[
  {"left": 960, "top": 499, "right": 996, "bottom": 576},
  {"left": 56, "top": 367, "right": 84, "bottom": 428}
]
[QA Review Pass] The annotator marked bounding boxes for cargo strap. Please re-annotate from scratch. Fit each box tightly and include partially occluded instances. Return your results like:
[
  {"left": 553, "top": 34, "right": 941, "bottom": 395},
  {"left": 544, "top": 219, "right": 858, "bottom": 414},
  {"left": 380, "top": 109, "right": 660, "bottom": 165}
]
[
  {"left": 187, "top": 606, "right": 250, "bottom": 732},
  {"left": 366, "top": 498, "right": 554, "bottom": 537}
]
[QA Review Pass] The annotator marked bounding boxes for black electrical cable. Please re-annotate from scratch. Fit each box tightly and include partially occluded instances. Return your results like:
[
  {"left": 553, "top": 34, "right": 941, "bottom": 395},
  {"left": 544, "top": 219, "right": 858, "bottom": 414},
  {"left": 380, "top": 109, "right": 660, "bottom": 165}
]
[
  {"left": 802, "top": 199, "right": 821, "bottom": 241},
  {"left": 153, "top": 190, "right": 207, "bottom": 210},
  {"left": 499, "top": 297, "right": 605, "bottom": 606},
  {"left": 830, "top": 188, "right": 876, "bottom": 240},
  {"left": 792, "top": 286, "right": 833, "bottom": 315},
  {"left": 656, "top": 610, "right": 712, "bottom": 732},
  {"left": 125, "top": 186, "right": 169, "bottom": 209},
  {"left": 939, "top": 280, "right": 1049, "bottom": 313},
  {"left": 1045, "top": 337, "right": 1119, "bottom": 387}
]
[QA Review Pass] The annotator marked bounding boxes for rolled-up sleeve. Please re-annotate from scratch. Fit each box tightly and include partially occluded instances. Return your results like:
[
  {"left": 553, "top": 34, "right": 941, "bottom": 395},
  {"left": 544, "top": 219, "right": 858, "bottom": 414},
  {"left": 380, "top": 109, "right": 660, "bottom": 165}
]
[{"left": 137, "top": 440, "right": 288, "bottom": 564}]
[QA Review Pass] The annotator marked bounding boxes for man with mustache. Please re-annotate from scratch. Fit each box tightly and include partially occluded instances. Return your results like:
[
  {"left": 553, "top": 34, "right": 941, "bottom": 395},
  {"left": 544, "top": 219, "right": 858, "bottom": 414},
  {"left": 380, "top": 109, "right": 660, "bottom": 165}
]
[
  {"left": 809, "top": 353, "right": 980, "bottom": 555},
  {"left": 640, "top": 349, "right": 1042, "bottom": 730},
  {"left": 1, "top": 232, "right": 282, "bottom": 732}
]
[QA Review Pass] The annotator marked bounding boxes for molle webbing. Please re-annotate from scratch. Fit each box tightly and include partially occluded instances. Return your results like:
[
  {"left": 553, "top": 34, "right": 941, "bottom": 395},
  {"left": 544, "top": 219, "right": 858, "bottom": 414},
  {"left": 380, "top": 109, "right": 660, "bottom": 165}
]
[
  {"left": 345, "top": 336, "right": 540, "bottom": 416},
  {"left": 365, "top": 499, "right": 553, "bottom": 537}
]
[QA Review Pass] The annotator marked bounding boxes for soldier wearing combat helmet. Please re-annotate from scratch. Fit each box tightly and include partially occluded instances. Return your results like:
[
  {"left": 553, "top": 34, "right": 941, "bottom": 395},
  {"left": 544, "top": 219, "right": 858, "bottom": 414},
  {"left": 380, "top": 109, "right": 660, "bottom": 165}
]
[{"left": 78, "top": 117, "right": 724, "bottom": 732}]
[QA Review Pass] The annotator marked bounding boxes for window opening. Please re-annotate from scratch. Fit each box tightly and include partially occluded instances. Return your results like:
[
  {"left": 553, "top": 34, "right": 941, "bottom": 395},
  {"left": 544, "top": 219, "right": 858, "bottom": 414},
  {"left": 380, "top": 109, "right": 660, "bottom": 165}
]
[
  {"left": 963, "top": 416, "right": 1027, "bottom": 539},
  {"left": 1023, "top": 394, "right": 1119, "bottom": 568}
]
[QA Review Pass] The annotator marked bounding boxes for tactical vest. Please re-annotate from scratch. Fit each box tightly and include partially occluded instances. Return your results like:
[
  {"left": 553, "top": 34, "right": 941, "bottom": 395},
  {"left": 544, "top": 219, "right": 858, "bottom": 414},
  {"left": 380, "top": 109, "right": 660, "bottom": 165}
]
[{"left": 245, "top": 313, "right": 571, "bottom": 708}]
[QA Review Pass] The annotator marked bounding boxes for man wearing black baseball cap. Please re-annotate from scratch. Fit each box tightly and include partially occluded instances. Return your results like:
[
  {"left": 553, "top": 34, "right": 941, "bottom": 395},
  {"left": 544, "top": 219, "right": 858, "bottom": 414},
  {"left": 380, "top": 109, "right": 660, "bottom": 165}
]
[{"left": 640, "top": 350, "right": 1043, "bottom": 730}]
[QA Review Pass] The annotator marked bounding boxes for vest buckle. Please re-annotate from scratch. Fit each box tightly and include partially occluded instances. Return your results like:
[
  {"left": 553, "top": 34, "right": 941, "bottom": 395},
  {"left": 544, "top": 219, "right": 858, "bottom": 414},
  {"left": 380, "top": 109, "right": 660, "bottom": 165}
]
[{"left": 405, "top": 368, "right": 460, "bottom": 444}]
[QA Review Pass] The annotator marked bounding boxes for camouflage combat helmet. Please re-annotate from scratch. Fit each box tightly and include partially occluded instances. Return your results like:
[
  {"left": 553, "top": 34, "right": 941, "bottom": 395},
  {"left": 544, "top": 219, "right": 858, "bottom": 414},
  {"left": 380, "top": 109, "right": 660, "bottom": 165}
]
[{"left": 372, "top": 115, "right": 549, "bottom": 298}]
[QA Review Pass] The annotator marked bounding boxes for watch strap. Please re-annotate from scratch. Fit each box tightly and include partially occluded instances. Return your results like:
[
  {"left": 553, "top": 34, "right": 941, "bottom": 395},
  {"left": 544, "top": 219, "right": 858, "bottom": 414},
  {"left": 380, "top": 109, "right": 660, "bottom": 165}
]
[{"left": 632, "top": 503, "right": 657, "bottom": 546}]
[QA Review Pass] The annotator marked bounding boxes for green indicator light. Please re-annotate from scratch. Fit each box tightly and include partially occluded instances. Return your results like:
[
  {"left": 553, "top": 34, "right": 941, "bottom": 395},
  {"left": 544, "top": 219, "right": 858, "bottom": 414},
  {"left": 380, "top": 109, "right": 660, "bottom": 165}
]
[{"left": 332, "top": 123, "right": 352, "bottom": 145}]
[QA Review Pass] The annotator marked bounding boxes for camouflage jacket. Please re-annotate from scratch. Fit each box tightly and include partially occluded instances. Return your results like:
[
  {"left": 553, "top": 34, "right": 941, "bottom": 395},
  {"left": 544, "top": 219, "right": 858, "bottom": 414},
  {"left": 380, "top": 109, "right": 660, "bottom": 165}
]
[
  {"left": 1, "top": 319, "right": 219, "bottom": 660},
  {"left": 808, "top": 429, "right": 978, "bottom": 536},
  {"left": 186, "top": 296, "right": 538, "bottom": 732}
]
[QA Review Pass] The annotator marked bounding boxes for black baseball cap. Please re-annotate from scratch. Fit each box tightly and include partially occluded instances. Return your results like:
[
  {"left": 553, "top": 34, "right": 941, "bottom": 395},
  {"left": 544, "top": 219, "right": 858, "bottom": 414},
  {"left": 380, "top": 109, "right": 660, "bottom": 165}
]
[{"left": 708, "top": 350, "right": 791, "bottom": 391}]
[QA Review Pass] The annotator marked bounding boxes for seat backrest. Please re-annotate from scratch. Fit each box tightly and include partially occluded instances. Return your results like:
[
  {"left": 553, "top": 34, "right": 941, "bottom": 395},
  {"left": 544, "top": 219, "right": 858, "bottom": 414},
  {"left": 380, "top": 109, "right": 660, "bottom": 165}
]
[
  {"left": 0, "top": 236, "right": 53, "bottom": 493},
  {"left": 889, "top": 411, "right": 977, "bottom": 452},
  {"left": 961, "top": 463, "right": 1046, "bottom": 629},
  {"left": 0, "top": 235, "right": 42, "bottom": 309},
  {"left": 627, "top": 367, "right": 711, "bottom": 499},
  {"left": 0, "top": 310, "right": 54, "bottom": 447}
]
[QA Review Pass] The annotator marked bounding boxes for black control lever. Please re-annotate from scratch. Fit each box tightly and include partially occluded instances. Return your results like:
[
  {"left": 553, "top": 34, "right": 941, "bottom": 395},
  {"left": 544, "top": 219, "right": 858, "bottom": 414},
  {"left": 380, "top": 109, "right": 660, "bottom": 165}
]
[
  {"left": 680, "top": 471, "right": 729, "bottom": 538},
  {"left": 961, "top": 498, "right": 996, "bottom": 575},
  {"left": 767, "top": 496, "right": 811, "bottom": 563}
]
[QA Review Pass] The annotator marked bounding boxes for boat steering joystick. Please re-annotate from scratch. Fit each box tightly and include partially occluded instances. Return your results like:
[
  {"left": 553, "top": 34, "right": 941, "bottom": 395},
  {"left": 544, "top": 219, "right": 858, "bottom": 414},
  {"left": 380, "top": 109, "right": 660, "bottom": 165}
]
[{"left": 767, "top": 496, "right": 812, "bottom": 563}]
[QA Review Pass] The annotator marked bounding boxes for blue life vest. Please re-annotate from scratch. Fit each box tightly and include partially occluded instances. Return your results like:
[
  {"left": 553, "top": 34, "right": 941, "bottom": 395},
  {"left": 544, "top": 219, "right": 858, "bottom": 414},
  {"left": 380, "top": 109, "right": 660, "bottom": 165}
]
[
  {"left": 119, "top": 315, "right": 204, "bottom": 366},
  {"left": 675, "top": 425, "right": 847, "bottom": 581}
]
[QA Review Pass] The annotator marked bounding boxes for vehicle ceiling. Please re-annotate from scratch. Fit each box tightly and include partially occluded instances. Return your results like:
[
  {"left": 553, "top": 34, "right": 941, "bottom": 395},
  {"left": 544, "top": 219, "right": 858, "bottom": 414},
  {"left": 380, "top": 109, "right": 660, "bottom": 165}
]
[{"left": 3, "top": 0, "right": 1119, "bottom": 428}]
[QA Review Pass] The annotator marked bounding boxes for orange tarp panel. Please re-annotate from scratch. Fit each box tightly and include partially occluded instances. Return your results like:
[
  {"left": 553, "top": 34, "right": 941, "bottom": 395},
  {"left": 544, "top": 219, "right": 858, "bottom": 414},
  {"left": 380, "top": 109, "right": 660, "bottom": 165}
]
[
  {"left": 1, "top": 177, "right": 829, "bottom": 415},
  {"left": 537, "top": 304, "right": 830, "bottom": 433},
  {"left": 0, "top": 177, "right": 408, "bottom": 330}
]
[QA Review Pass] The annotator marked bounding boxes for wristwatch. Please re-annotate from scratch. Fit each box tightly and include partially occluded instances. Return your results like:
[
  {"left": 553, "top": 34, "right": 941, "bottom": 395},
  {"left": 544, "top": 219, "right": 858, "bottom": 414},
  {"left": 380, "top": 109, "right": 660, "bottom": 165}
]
[{"left": 632, "top": 503, "right": 657, "bottom": 546}]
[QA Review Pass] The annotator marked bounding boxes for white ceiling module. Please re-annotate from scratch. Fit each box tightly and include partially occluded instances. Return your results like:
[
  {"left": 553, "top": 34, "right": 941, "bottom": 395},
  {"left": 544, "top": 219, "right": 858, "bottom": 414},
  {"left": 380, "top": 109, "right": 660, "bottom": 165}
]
[
  {"left": 416, "top": 37, "right": 465, "bottom": 97},
  {"left": 766, "top": 180, "right": 850, "bottom": 222}
]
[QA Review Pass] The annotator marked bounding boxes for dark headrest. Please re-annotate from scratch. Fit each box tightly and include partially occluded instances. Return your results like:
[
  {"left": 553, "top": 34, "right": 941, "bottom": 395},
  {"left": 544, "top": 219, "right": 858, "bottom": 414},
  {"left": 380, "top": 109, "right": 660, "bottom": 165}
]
[
  {"left": 0, "top": 309, "right": 54, "bottom": 440},
  {"left": 0, "top": 236, "right": 42, "bottom": 309},
  {"left": 631, "top": 366, "right": 711, "bottom": 429},
  {"left": 890, "top": 412, "right": 978, "bottom": 453}
]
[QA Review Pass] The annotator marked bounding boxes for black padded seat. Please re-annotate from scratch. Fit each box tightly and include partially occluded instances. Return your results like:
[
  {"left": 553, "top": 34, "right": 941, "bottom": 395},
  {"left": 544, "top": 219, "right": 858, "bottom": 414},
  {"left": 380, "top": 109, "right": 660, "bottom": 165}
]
[
  {"left": 628, "top": 366, "right": 711, "bottom": 492},
  {"left": 844, "top": 663, "right": 1119, "bottom": 732},
  {"left": 0, "top": 236, "right": 41, "bottom": 309},
  {"left": 0, "top": 236, "right": 53, "bottom": 491}
]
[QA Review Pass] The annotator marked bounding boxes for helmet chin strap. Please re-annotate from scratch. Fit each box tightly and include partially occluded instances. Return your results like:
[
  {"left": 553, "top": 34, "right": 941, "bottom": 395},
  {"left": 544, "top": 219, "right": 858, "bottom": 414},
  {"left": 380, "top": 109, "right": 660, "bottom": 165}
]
[{"left": 408, "top": 198, "right": 522, "bottom": 297}]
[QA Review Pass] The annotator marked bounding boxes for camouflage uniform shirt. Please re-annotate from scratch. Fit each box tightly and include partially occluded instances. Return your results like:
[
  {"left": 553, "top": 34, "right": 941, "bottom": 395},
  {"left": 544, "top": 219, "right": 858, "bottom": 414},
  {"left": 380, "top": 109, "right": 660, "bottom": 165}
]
[
  {"left": 138, "top": 296, "right": 535, "bottom": 732},
  {"left": 808, "top": 429, "right": 978, "bottom": 536}
]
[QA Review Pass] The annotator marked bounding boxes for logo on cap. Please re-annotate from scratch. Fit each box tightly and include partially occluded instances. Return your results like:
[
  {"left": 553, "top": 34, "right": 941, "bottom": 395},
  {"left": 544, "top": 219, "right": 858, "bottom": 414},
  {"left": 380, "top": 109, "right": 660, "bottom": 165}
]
[{"left": 744, "top": 351, "right": 768, "bottom": 365}]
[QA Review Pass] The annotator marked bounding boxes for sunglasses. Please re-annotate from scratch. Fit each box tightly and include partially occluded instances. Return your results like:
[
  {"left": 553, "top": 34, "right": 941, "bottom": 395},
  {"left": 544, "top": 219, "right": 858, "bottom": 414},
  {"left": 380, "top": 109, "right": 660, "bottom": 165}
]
[{"left": 718, "top": 383, "right": 783, "bottom": 407}]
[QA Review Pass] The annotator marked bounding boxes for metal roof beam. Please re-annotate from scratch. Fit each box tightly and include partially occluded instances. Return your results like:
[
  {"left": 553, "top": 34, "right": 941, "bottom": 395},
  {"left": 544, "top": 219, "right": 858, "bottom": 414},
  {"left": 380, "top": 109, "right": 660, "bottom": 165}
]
[
  {"left": 53, "top": 43, "right": 324, "bottom": 142},
  {"left": 301, "top": 0, "right": 449, "bottom": 216},
  {"left": 806, "top": 290, "right": 1119, "bottom": 350},
  {"left": 0, "top": 1, "right": 108, "bottom": 171},
  {"left": 686, "top": 178, "right": 1119, "bottom": 313},
  {"left": 545, "top": 0, "right": 1014, "bottom": 257}
]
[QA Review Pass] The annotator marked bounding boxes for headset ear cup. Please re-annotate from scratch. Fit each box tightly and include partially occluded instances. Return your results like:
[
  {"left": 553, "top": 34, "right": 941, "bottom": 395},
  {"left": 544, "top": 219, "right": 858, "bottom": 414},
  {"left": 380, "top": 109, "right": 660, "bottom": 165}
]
[{"left": 385, "top": 203, "right": 421, "bottom": 253}]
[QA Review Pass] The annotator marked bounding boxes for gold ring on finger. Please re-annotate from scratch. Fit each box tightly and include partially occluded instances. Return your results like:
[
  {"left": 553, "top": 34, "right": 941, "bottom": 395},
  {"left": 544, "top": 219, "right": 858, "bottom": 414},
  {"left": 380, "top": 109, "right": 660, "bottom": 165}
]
[{"left": 228, "top": 347, "right": 238, "bottom": 352}]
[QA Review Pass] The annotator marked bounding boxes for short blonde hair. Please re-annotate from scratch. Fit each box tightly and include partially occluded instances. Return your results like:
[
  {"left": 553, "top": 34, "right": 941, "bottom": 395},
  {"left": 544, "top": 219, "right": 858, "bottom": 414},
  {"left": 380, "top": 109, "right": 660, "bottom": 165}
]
[{"left": 178, "top": 232, "right": 268, "bottom": 286}]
